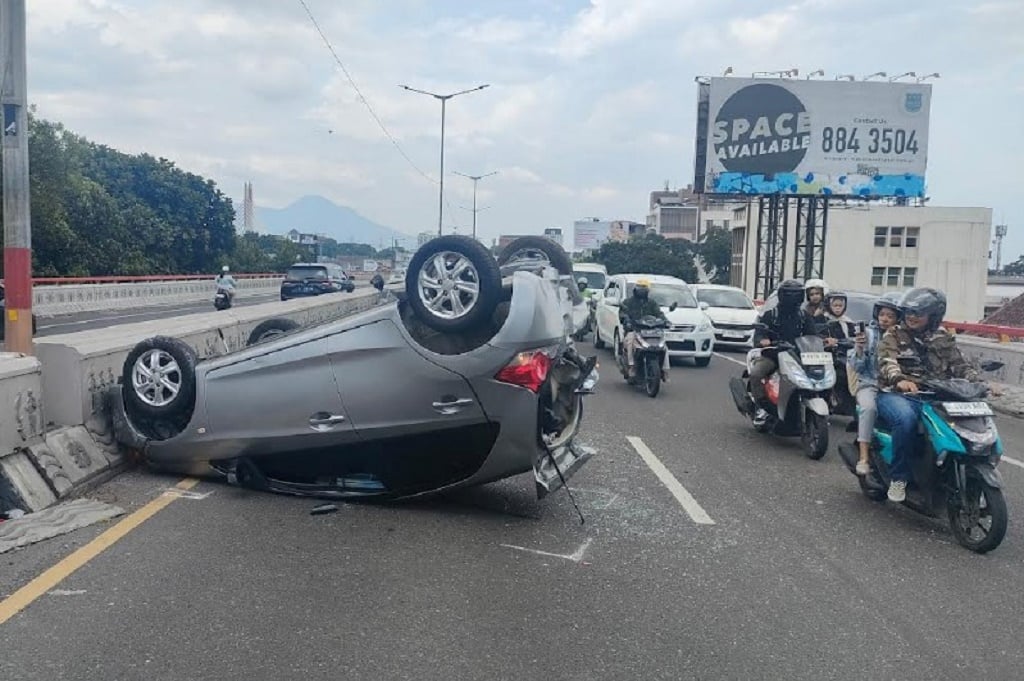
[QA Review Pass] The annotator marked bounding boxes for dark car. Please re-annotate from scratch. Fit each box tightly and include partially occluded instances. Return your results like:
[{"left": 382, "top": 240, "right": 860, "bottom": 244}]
[
  {"left": 280, "top": 263, "right": 355, "bottom": 301},
  {"left": 759, "top": 286, "right": 889, "bottom": 324}
]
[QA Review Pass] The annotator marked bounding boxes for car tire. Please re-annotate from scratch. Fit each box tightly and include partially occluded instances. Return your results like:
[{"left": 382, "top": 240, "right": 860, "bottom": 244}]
[
  {"left": 247, "top": 318, "right": 300, "bottom": 346},
  {"left": 406, "top": 234, "right": 502, "bottom": 333},
  {"left": 496, "top": 235, "right": 574, "bottom": 275},
  {"left": 122, "top": 336, "right": 198, "bottom": 421}
]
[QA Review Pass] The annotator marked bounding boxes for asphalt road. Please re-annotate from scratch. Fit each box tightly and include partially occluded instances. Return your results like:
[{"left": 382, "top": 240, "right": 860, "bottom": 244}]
[{"left": 4, "top": 341, "right": 1024, "bottom": 680}]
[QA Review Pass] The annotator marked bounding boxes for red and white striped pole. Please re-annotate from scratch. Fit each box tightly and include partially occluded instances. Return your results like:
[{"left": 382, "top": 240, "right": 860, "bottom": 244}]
[{"left": 1, "top": 0, "right": 33, "bottom": 354}]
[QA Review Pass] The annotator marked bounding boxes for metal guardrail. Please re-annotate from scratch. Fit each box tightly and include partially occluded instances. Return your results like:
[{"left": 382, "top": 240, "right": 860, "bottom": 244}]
[{"left": 943, "top": 322, "right": 1024, "bottom": 343}]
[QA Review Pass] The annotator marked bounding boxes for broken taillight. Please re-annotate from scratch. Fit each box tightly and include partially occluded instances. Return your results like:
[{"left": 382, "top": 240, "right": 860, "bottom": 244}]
[{"left": 495, "top": 350, "right": 552, "bottom": 393}]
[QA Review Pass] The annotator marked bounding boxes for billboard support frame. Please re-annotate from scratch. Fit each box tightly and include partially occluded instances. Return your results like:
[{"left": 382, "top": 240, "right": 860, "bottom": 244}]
[
  {"left": 754, "top": 195, "right": 789, "bottom": 300},
  {"left": 793, "top": 196, "right": 829, "bottom": 281}
]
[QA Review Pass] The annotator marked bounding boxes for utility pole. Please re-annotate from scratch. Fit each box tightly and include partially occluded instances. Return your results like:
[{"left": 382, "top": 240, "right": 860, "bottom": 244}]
[
  {"left": 994, "top": 224, "right": 1008, "bottom": 271},
  {"left": 2, "top": 0, "right": 33, "bottom": 354},
  {"left": 453, "top": 171, "right": 497, "bottom": 239}
]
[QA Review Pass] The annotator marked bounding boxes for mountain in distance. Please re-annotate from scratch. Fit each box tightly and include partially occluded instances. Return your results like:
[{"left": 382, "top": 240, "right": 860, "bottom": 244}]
[{"left": 254, "top": 195, "right": 413, "bottom": 247}]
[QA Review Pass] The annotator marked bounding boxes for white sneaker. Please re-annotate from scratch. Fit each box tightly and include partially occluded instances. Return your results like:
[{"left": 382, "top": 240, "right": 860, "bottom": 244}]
[
  {"left": 888, "top": 480, "right": 907, "bottom": 503},
  {"left": 856, "top": 461, "right": 871, "bottom": 476},
  {"left": 753, "top": 408, "right": 769, "bottom": 426}
]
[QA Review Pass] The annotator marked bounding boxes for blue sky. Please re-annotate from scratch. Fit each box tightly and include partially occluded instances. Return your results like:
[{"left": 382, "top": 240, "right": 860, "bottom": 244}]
[{"left": 27, "top": 1, "right": 1024, "bottom": 260}]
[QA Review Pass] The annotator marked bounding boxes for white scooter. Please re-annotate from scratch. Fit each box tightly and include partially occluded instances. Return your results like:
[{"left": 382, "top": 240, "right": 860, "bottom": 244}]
[{"left": 728, "top": 327, "right": 836, "bottom": 460}]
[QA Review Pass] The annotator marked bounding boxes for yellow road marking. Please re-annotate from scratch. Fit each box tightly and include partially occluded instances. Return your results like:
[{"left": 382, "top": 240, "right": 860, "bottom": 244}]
[{"left": 0, "top": 477, "right": 198, "bottom": 625}]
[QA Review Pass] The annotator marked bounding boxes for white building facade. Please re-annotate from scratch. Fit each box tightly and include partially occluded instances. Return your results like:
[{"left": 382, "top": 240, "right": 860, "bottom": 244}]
[{"left": 729, "top": 204, "right": 993, "bottom": 322}]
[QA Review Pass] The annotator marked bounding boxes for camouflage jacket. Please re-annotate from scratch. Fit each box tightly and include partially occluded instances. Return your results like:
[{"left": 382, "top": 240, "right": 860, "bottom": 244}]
[{"left": 877, "top": 325, "right": 979, "bottom": 389}]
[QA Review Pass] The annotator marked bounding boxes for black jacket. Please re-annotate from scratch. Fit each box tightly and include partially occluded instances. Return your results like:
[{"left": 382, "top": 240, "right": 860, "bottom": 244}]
[{"left": 754, "top": 306, "right": 817, "bottom": 346}]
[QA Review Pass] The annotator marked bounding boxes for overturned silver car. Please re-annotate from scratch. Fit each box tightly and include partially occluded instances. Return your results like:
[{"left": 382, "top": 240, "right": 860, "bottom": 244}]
[{"left": 111, "top": 235, "right": 599, "bottom": 500}]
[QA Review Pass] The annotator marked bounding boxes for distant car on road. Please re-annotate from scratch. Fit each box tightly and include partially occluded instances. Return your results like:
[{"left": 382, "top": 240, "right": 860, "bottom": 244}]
[
  {"left": 691, "top": 284, "right": 758, "bottom": 349},
  {"left": 759, "top": 286, "right": 884, "bottom": 324},
  {"left": 280, "top": 263, "right": 355, "bottom": 301}
]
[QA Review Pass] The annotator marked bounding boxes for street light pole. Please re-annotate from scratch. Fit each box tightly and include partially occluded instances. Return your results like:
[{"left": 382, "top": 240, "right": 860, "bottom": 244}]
[
  {"left": 399, "top": 84, "right": 489, "bottom": 236},
  {"left": 453, "top": 170, "right": 498, "bottom": 239}
]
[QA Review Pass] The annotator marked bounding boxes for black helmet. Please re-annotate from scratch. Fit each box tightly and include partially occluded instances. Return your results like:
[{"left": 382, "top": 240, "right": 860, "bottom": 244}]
[
  {"left": 777, "top": 279, "right": 804, "bottom": 309},
  {"left": 872, "top": 291, "right": 902, "bottom": 322},
  {"left": 900, "top": 287, "right": 946, "bottom": 331}
]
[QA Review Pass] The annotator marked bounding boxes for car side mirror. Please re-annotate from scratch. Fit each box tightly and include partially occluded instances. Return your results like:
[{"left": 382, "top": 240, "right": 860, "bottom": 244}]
[
  {"left": 699, "top": 301, "right": 710, "bottom": 311},
  {"left": 669, "top": 302, "right": 678, "bottom": 312},
  {"left": 981, "top": 360, "right": 1005, "bottom": 372}
]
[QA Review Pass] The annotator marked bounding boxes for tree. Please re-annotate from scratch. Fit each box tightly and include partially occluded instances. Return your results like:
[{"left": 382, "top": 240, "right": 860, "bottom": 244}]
[
  {"left": 0, "top": 112, "right": 238, "bottom": 277},
  {"left": 698, "top": 226, "right": 732, "bottom": 284},
  {"left": 594, "top": 233, "right": 698, "bottom": 282},
  {"left": 1002, "top": 257, "right": 1024, "bottom": 277}
]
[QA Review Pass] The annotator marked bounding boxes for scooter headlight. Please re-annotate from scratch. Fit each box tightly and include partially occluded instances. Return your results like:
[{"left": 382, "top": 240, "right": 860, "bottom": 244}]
[{"left": 778, "top": 352, "right": 815, "bottom": 390}]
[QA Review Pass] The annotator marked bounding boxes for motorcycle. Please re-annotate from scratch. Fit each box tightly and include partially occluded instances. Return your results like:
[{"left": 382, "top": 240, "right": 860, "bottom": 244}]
[
  {"left": 836, "top": 361, "right": 1009, "bottom": 554},
  {"left": 728, "top": 326, "right": 835, "bottom": 459},
  {"left": 214, "top": 286, "right": 233, "bottom": 311},
  {"left": 617, "top": 314, "right": 671, "bottom": 398}
]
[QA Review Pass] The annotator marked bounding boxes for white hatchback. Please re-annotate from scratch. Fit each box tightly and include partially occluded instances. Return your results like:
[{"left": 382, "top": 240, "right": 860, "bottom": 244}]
[
  {"left": 594, "top": 273, "right": 715, "bottom": 367},
  {"left": 691, "top": 284, "right": 758, "bottom": 349}
]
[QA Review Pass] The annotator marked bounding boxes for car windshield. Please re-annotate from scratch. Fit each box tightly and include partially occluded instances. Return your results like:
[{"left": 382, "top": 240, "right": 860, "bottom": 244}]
[
  {"left": 287, "top": 266, "right": 328, "bottom": 280},
  {"left": 627, "top": 283, "right": 697, "bottom": 308},
  {"left": 697, "top": 288, "right": 753, "bottom": 309},
  {"left": 574, "top": 271, "right": 607, "bottom": 290}
]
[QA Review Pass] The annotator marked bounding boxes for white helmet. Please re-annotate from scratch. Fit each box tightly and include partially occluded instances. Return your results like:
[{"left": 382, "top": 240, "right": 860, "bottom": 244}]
[
  {"left": 804, "top": 278, "right": 828, "bottom": 296},
  {"left": 222, "top": 265, "right": 230, "bottom": 273}
]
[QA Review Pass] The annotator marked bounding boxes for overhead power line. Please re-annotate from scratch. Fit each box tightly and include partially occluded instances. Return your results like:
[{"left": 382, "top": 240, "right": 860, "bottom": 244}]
[{"left": 297, "top": 0, "right": 437, "bottom": 187}]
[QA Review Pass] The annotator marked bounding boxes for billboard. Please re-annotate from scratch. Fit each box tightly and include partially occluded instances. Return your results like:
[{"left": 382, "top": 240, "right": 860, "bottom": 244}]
[
  {"left": 694, "top": 77, "right": 931, "bottom": 198},
  {"left": 543, "top": 228, "right": 563, "bottom": 246},
  {"left": 573, "top": 221, "right": 612, "bottom": 251}
]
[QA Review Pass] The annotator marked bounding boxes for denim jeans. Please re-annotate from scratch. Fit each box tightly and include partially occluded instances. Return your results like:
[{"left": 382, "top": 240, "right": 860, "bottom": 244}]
[{"left": 876, "top": 392, "right": 922, "bottom": 483}]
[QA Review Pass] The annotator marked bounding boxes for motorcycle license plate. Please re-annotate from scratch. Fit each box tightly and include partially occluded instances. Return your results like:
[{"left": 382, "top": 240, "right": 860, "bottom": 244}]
[
  {"left": 801, "top": 352, "right": 831, "bottom": 366},
  {"left": 942, "top": 401, "right": 993, "bottom": 417}
]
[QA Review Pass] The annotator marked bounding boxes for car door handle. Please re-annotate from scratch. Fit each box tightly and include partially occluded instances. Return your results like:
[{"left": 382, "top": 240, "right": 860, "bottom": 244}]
[
  {"left": 309, "top": 413, "right": 346, "bottom": 430},
  {"left": 432, "top": 397, "right": 474, "bottom": 415}
]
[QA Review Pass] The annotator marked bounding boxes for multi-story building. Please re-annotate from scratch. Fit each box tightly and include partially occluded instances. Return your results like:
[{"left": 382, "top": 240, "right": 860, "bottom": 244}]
[
  {"left": 647, "top": 194, "right": 699, "bottom": 241},
  {"left": 728, "top": 203, "right": 992, "bottom": 322}
]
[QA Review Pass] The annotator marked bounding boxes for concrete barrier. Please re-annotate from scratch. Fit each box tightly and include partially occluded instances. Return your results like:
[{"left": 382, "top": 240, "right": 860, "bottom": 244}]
[
  {"left": 32, "top": 277, "right": 284, "bottom": 316},
  {"left": 0, "top": 289, "right": 385, "bottom": 515},
  {"left": 956, "top": 336, "right": 1024, "bottom": 387}
]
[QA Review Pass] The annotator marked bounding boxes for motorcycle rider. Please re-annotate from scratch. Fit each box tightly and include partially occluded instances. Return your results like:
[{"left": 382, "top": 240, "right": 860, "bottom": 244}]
[
  {"left": 822, "top": 290, "right": 855, "bottom": 341},
  {"left": 215, "top": 265, "right": 237, "bottom": 303},
  {"left": 803, "top": 278, "right": 829, "bottom": 332},
  {"left": 876, "top": 287, "right": 989, "bottom": 502},
  {"left": 620, "top": 278, "right": 667, "bottom": 379},
  {"left": 750, "top": 279, "right": 818, "bottom": 426},
  {"left": 848, "top": 292, "right": 902, "bottom": 476}
]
